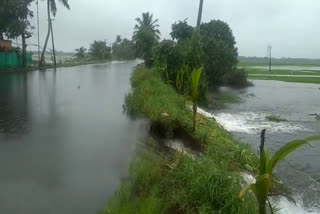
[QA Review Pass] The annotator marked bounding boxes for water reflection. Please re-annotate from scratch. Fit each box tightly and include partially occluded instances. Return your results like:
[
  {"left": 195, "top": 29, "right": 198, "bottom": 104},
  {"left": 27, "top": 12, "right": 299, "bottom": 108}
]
[
  {"left": 0, "top": 73, "right": 30, "bottom": 137},
  {"left": 0, "top": 60, "right": 146, "bottom": 214}
]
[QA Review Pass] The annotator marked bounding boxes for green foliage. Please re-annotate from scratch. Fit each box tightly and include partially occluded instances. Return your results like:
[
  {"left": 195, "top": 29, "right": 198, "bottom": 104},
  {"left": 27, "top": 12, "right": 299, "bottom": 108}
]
[
  {"left": 170, "top": 19, "right": 194, "bottom": 42},
  {"left": 74, "top": 47, "right": 87, "bottom": 59},
  {"left": 133, "top": 12, "right": 161, "bottom": 67},
  {"left": 154, "top": 32, "right": 207, "bottom": 105},
  {"left": 104, "top": 140, "right": 166, "bottom": 214},
  {"left": 185, "top": 32, "right": 204, "bottom": 71},
  {"left": 48, "top": 0, "right": 70, "bottom": 17},
  {"left": 107, "top": 66, "right": 260, "bottom": 213},
  {"left": 200, "top": 20, "right": 238, "bottom": 87},
  {"left": 0, "top": 0, "right": 33, "bottom": 39},
  {"left": 89, "top": 40, "right": 111, "bottom": 60},
  {"left": 190, "top": 68, "right": 203, "bottom": 132},
  {"left": 222, "top": 68, "right": 252, "bottom": 88},
  {"left": 134, "top": 12, "right": 161, "bottom": 40},
  {"left": 165, "top": 154, "right": 257, "bottom": 214},
  {"left": 125, "top": 66, "right": 188, "bottom": 130},
  {"left": 154, "top": 39, "right": 186, "bottom": 82},
  {"left": 248, "top": 75, "right": 320, "bottom": 84},
  {"left": 176, "top": 65, "right": 187, "bottom": 94},
  {"left": 265, "top": 115, "right": 288, "bottom": 122},
  {"left": 240, "top": 136, "right": 320, "bottom": 214},
  {"left": 191, "top": 68, "right": 203, "bottom": 104},
  {"left": 111, "top": 35, "right": 136, "bottom": 60}
]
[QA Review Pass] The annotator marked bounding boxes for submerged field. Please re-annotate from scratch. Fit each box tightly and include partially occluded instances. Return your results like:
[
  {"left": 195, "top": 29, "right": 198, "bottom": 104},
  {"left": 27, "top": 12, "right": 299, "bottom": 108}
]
[{"left": 241, "top": 63, "right": 320, "bottom": 84}]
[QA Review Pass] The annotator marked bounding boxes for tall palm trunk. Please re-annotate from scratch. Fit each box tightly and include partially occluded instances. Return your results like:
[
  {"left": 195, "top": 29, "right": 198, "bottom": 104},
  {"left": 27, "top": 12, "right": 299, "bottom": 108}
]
[
  {"left": 40, "top": 0, "right": 51, "bottom": 66},
  {"left": 21, "top": 33, "right": 27, "bottom": 68},
  {"left": 197, "top": 0, "right": 204, "bottom": 28}
]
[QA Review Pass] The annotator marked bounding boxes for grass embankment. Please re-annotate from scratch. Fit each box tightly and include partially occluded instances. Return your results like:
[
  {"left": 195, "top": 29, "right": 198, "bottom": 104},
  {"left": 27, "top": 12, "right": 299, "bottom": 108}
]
[
  {"left": 243, "top": 68, "right": 320, "bottom": 84},
  {"left": 102, "top": 66, "right": 260, "bottom": 214},
  {"left": 248, "top": 75, "right": 320, "bottom": 84},
  {"left": 246, "top": 69, "right": 320, "bottom": 76},
  {"left": 238, "top": 60, "right": 320, "bottom": 84}
]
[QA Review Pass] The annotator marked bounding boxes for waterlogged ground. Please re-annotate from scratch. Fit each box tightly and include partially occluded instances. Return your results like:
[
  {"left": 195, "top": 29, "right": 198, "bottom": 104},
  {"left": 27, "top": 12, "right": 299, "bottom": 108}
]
[
  {"left": 0, "top": 60, "right": 146, "bottom": 214},
  {"left": 246, "top": 65, "right": 320, "bottom": 71},
  {"left": 206, "top": 80, "right": 320, "bottom": 213}
]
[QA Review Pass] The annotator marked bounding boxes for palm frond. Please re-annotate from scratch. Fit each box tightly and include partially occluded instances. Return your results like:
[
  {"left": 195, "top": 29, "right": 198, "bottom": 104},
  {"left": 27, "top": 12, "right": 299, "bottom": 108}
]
[
  {"left": 50, "top": 0, "right": 57, "bottom": 16},
  {"left": 191, "top": 68, "right": 203, "bottom": 101},
  {"left": 268, "top": 136, "right": 320, "bottom": 173},
  {"left": 58, "top": 0, "right": 70, "bottom": 10},
  {"left": 239, "top": 183, "right": 256, "bottom": 198}
]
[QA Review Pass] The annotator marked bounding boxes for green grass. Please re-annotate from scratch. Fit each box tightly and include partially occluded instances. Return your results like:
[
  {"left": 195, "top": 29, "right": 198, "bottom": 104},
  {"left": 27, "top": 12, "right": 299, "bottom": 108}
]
[
  {"left": 245, "top": 69, "right": 320, "bottom": 76},
  {"left": 238, "top": 58, "right": 320, "bottom": 67},
  {"left": 103, "top": 65, "right": 260, "bottom": 214},
  {"left": 266, "top": 115, "right": 288, "bottom": 122},
  {"left": 248, "top": 75, "right": 320, "bottom": 84},
  {"left": 238, "top": 62, "right": 320, "bottom": 84}
]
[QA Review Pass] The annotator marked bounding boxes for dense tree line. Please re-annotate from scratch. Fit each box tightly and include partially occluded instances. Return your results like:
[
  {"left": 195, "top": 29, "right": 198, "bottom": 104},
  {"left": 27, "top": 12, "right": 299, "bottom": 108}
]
[
  {"left": 131, "top": 12, "right": 248, "bottom": 104},
  {"left": 74, "top": 36, "right": 136, "bottom": 61},
  {"left": 111, "top": 35, "right": 135, "bottom": 60}
]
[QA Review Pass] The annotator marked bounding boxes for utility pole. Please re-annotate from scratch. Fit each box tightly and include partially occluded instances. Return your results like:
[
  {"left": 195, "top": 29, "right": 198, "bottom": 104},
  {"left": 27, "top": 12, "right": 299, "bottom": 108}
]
[
  {"left": 268, "top": 45, "right": 272, "bottom": 73},
  {"left": 50, "top": 19, "right": 57, "bottom": 68},
  {"left": 37, "top": 0, "right": 40, "bottom": 64},
  {"left": 197, "top": 0, "right": 204, "bottom": 29}
]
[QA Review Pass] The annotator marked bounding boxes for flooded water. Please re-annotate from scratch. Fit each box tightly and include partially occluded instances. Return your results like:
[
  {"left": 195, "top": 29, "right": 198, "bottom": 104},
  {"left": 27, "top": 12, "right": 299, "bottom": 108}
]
[
  {"left": 0, "top": 60, "right": 146, "bottom": 214},
  {"left": 205, "top": 80, "right": 320, "bottom": 213}
]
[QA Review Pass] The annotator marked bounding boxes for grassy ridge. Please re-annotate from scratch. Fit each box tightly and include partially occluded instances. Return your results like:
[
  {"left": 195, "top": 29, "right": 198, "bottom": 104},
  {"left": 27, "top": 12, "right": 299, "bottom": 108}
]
[
  {"left": 239, "top": 61, "right": 320, "bottom": 84},
  {"left": 102, "top": 66, "right": 260, "bottom": 214},
  {"left": 246, "top": 69, "right": 320, "bottom": 76},
  {"left": 248, "top": 75, "right": 320, "bottom": 84}
]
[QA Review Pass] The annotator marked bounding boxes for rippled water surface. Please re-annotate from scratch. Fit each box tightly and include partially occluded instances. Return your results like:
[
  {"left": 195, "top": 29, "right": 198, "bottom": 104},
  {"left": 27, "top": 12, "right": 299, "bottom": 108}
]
[
  {"left": 0, "top": 60, "right": 146, "bottom": 214},
  {"left": 208, "top": 80, "right": 320, "bottom": 213}
]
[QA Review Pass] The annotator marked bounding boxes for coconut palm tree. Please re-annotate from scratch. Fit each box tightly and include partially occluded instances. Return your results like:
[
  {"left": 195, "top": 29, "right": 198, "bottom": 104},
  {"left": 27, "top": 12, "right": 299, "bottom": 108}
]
[
  {"left": 40, "top": 0, "right": 70, "bottom": 66},
  {"left": 133, "top": 12, "right": 161, "bottom": 40},
  {"left": 75, "top": 46, "right": 87, "bottom": 59},
  {"left": 133, "top": 12, "right": 161, "bottom": 67},
  {"left": 197, "top": 0, "right": 204, "bottom": 28}
]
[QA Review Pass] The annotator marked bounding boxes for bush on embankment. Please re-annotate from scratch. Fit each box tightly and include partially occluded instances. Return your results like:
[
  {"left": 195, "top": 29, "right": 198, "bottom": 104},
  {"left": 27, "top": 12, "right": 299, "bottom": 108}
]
[{"left": 102, "top": 66, "right": 260, "bottom": 214}]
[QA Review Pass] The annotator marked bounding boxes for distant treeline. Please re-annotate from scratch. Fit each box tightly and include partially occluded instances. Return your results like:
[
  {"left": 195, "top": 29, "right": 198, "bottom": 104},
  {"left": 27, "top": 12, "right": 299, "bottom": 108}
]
[
  {"left": 74, "top": 37, "right": 135, "bottom": 61},
  {"left": 239, "top": 56, "right": 320, "bottom": 65}
]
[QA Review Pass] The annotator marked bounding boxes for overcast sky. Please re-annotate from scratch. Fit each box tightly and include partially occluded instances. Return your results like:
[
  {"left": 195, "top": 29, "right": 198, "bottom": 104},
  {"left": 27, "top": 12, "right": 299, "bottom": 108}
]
[{"left": 26, "top": 0, "right": 320, "bottom": 58}]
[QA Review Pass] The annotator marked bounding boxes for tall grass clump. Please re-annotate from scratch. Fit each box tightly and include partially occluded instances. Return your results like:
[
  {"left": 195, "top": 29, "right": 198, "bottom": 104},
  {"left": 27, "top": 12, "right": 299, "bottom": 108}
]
[{"left": 103, "top": 138, "right": 167, "bottom": 214}]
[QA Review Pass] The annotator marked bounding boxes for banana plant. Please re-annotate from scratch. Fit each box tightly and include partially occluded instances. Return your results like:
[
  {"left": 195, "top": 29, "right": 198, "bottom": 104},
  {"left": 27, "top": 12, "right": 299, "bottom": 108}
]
[
  {"left": 190, "top": 68, "right": 203, "bottom": 132},
  {"left": 176, "top": 65, "right": 188, "bottom": 94},
  {"left": 240, "top": 134, "right": 320, "bottom": 214}
]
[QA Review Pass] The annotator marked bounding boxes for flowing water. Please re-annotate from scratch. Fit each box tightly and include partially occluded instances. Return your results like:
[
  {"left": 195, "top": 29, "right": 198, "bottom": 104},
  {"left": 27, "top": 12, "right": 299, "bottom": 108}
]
[
  {"left": 0, "top": 60, "right": 147, "bottom": 214},
  {"left": 203, "top": 80, "right": 320, "bottom": 213}
]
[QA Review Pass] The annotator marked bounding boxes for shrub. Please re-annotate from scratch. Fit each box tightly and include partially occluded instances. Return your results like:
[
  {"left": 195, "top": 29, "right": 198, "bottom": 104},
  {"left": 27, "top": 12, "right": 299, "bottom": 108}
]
[{"left": 222, "top": 68, "right": 252, "bottom": 88}]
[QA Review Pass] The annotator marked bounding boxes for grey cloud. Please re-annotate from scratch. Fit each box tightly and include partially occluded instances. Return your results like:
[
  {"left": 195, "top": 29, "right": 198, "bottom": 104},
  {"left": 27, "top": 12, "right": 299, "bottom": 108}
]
[{"left": 27, "top": 0, "right": 320, "bottom": 58}]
